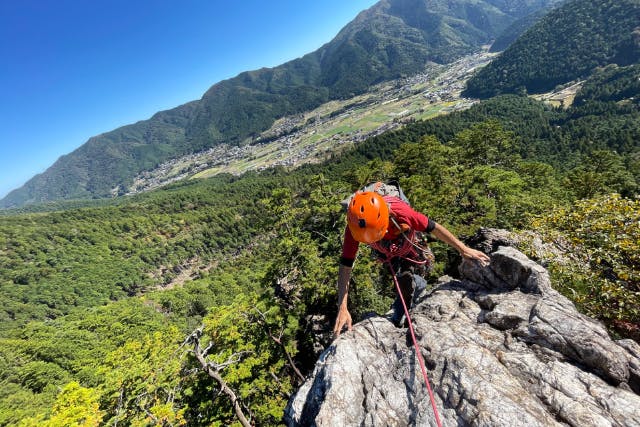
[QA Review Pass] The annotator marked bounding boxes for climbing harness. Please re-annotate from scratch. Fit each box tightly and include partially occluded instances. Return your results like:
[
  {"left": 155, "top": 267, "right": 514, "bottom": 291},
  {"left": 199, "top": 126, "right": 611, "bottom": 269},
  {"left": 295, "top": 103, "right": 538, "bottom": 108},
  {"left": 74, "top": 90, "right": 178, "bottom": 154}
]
[{"left": 378, "top": 228, "right": 443, "bottom": 427}]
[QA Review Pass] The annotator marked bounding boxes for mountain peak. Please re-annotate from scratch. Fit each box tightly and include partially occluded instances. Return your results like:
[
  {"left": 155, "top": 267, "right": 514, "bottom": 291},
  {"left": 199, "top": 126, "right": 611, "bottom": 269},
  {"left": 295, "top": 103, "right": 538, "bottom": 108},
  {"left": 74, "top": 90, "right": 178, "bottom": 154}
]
[{"left": 0, "top": 0, "right": 558, "bottom": 208}]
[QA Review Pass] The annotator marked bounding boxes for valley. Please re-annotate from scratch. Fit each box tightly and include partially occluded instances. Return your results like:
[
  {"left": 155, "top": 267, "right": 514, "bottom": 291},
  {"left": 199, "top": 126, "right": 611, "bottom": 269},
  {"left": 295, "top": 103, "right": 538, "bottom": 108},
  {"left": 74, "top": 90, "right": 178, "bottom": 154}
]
[
  {"left": 124, "top": 50, "right": 496, "bottom": 194},
  {"left": 3, "top": 0, "right": 640, "bottom": 423}
]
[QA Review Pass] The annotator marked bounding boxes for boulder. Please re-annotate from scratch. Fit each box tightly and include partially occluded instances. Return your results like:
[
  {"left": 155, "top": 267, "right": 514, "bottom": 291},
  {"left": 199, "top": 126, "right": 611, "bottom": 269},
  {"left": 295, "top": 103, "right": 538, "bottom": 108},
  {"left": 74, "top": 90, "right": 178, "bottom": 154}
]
[{"left": 285, "top": 242, "right": 640, "bottom": 427}]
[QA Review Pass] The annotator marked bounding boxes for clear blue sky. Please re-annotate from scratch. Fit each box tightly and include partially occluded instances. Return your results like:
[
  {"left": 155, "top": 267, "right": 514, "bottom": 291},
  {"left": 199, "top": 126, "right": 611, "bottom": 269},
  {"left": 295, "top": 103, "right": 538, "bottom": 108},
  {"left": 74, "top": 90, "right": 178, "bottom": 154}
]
[{"left": 0, "top": 0, "right": 378, "bottom": 199}]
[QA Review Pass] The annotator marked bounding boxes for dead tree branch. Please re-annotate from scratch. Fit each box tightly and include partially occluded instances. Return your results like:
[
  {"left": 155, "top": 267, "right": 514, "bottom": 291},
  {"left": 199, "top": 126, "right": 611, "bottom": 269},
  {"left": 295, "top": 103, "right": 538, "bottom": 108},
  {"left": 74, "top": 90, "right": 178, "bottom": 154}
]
[{"left": 187, "top": 329, "right": 253, "bottom": 427}]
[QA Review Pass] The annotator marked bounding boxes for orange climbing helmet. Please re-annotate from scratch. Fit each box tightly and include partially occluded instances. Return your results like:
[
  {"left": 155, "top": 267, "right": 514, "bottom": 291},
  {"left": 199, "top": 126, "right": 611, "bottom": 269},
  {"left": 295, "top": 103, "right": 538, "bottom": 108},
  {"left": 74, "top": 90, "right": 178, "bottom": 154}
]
[{"left": 347, "top": 191, "right": 389, "bottom": 243}]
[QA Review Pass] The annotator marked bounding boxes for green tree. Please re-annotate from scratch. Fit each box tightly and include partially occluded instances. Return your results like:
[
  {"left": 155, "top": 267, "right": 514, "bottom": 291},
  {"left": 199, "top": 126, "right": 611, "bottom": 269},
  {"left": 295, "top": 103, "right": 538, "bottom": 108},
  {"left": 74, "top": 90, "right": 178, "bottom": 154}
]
[
  {"left": 528, "top": 194, "right": 640, "bottom": 339},
  {"left": 566, "top": 150, "right": 637, "bottom": 198},
  {"left": 18, "top": 382, "right": 104, "bottom": 427},
  {"left": 99, "top": 328, "right": 186, "bottom": 426},
  {"left": 186, "top": 293, "right": 297, "bottom": 426}
]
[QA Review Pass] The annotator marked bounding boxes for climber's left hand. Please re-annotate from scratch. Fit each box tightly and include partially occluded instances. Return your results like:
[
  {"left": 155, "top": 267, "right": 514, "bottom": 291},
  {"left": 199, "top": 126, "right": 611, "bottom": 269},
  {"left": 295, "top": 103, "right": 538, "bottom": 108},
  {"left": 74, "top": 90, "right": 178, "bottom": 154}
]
[{"left": 460, "top": 247, "right": 490, "bottom": 267}]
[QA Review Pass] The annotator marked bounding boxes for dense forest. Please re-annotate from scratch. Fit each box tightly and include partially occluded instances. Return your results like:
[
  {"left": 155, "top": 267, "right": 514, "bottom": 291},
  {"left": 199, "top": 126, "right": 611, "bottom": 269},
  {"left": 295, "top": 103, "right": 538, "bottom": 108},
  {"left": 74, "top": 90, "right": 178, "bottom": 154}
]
[
  {"left": 488, "top": 4, "right": 558, "bottom": 53},
  {"left": 2, "top": 0, "right": 640, "bottom": 423},
  {"left": 464, "top": 0, "right": 640, "bottom": 98},
  {"left": 1, "top": 62, "right": 639, "bottom": 424}
]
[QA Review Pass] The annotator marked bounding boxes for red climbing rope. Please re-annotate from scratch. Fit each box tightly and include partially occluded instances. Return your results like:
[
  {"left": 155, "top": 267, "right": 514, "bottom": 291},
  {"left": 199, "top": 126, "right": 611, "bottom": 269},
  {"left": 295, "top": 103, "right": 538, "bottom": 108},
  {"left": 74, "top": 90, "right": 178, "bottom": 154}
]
[{"left": 387, "top": 260, "right": 443, "bottom": 427}]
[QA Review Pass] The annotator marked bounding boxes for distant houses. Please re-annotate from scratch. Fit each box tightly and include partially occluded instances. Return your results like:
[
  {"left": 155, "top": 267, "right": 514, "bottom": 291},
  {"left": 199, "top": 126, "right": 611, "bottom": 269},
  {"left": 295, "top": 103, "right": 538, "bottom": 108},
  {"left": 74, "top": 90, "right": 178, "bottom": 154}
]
[{"left": 123, "top": 51, "right": 493, "bottom": 196}]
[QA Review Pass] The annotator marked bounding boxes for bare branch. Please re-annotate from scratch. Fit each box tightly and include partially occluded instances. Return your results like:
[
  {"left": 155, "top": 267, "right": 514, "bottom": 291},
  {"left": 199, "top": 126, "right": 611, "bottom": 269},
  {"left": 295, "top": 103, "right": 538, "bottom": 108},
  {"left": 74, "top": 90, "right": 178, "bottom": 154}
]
[
  {"left": 213, "top": 350, "right": 252, "bottom": 370},
  {"left": 189, "top": 328, "right": 253, "bottom": 427},
  {"left": 202, "top": 341, "right": 214, "bottom": 358}
]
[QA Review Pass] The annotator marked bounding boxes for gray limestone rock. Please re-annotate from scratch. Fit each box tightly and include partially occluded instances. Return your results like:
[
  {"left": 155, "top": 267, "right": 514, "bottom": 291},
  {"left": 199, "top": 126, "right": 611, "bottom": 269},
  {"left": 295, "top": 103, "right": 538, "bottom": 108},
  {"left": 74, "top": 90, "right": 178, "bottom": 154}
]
[{"left": 285, "top": 244, "right": 640, "bottom": 427}]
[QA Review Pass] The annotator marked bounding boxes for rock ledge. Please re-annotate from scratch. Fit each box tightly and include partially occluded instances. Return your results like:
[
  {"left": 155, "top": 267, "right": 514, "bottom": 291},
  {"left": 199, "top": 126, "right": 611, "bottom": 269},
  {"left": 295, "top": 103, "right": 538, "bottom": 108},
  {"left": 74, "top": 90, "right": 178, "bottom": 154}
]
[{"left": 286, "top": 243, "right": 640, "bottom": 427}]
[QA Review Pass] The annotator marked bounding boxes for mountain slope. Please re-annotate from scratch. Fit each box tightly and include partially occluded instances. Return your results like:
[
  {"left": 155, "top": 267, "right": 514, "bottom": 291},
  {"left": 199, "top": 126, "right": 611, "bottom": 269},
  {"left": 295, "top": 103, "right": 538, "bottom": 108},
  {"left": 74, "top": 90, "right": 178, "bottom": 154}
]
[
  {"left": 1, "top": 76, "right": 639, "bottom": 423},
  {"left": 1, "top": 0, "right": 556, "bottom": 208},
  {"left": 464, "top": 0, "right": 640, "bottom": 98},
  {"left": 489, "top": 1, "right": 564, "bottom": 52}
]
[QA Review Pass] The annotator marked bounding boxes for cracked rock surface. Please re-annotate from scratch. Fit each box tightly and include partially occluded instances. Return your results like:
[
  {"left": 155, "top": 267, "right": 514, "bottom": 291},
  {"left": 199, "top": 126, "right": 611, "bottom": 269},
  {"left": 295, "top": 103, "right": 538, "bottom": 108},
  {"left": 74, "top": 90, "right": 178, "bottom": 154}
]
[{"left": 285, "top": 236, "right": 640, "bottom": 427}]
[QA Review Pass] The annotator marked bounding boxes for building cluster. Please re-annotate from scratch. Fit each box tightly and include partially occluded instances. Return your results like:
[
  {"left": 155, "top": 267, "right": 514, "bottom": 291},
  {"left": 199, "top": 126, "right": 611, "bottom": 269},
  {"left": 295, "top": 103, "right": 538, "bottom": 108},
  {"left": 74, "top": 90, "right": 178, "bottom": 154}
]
[
  {"left": 123, "top": 51, "right": 495, "bottom": 195},
  {"left": 124, "top": 144, "right": 253, "bottom": 194}
]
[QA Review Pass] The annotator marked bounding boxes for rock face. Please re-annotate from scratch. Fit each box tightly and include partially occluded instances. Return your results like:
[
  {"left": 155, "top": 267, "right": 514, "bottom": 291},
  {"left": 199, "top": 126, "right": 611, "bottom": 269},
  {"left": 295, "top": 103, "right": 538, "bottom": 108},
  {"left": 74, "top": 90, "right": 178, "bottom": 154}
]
[{"left": 285, "top": 237, "right": 640, "bottom": 426}]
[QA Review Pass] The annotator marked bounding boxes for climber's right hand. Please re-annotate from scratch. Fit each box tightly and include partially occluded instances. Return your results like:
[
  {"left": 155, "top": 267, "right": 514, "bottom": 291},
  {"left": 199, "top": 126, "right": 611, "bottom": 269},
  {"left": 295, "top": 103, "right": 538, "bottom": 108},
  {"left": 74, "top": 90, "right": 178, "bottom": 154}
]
[{"left": 333, "top": 306, "right": 352, "bottom": 337}]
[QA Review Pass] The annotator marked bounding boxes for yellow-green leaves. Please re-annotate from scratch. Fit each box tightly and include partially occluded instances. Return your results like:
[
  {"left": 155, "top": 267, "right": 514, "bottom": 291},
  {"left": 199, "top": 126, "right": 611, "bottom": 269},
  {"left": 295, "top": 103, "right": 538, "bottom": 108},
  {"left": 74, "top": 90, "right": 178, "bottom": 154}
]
[
  {"left": 529, "top": 194, "right": 640, "bottom": 338},
  {"left": 18, "top": 382, "right": 103, "bottom": 427},
  {"left": 99, "top": 327, "right": 185, "bottom": 426},
  {"left": 196, "top": 293, "right": 296, "bottom": 425}
]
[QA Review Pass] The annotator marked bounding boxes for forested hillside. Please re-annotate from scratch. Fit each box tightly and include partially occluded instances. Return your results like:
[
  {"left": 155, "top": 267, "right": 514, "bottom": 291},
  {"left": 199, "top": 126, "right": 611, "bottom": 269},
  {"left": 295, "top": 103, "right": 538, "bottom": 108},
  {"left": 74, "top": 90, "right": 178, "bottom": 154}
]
[
  {"left": 2, "top": 0, "right": 639, "bottom": 424},
  {"left": 465, "top": 0, "right": 640, "bottom": 98},
  {"left": 1, "top": 65, "right": 639, "bottom": 423},
  {"left": 489, "top": 2, "right": 562, "bottom": 52},
  {"left": 0, "top": 0, "right": 557, "bottom": 208}
]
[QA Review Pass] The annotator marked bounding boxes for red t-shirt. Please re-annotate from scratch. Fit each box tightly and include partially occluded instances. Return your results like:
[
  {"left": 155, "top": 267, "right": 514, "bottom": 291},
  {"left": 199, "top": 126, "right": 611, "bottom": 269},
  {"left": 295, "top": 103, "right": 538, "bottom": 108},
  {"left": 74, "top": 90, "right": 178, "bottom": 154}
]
[{"left": 340, "top": 195, "right": 435, "bottom": 265}]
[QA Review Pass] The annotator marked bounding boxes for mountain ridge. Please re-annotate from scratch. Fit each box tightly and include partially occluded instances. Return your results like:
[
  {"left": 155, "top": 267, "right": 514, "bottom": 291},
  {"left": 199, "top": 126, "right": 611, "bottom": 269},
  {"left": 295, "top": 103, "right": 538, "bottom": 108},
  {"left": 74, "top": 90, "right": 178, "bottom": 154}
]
[
  {"left": 464, "top": 0, "right": 640, "bottom": 97},
  {"left": 122, "top": 51, "right": 495, "bottom": 195},
  {"left": 0, "top": 0, "right": 557, "bottom": 208}
]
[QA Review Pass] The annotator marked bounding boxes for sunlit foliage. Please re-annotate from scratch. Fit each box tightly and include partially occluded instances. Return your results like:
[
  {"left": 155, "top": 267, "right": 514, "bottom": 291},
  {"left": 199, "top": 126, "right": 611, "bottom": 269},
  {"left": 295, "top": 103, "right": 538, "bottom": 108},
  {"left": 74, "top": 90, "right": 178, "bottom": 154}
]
[{"left": 528, "top": 194, "right": 640, "bottom": 339}]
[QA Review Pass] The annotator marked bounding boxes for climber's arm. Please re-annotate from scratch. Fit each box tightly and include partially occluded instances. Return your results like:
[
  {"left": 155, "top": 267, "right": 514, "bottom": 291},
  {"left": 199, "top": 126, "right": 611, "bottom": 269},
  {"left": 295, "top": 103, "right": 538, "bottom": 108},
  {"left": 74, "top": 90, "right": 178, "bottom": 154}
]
[
  {"left": 431, "top": 223, "right": 490, "bottom": 266},
  {"left": 333, "top": 264, "right": 353, "bottom": 337}
]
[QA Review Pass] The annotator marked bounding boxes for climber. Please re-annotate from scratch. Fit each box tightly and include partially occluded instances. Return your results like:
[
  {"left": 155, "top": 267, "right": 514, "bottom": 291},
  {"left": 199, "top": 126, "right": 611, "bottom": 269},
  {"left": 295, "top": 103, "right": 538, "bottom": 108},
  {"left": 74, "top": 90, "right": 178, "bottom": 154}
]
[{"left": 333, "top": 190, "right": 490, "bottom": 336}]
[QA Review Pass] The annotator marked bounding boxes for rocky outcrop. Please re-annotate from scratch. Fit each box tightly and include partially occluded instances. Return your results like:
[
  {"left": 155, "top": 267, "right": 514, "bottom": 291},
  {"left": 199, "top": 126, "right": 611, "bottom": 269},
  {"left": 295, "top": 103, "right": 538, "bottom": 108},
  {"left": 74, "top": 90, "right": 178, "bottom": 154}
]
[{"left": 285, "top": 234, "right": 640, "bottom": 426}]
